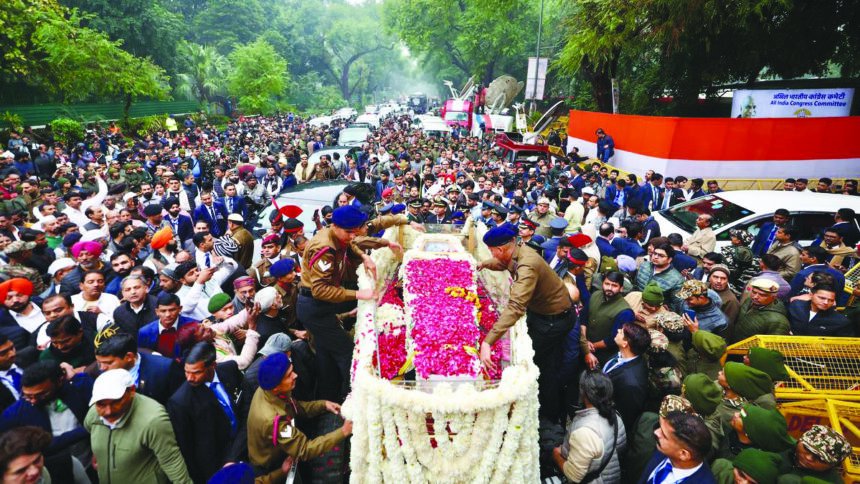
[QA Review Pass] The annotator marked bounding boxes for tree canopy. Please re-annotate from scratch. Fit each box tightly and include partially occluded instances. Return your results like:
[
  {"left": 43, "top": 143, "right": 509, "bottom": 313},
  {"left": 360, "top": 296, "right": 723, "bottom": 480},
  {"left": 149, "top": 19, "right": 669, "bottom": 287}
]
[{"left": 1, "top": 0, "right": 855, "bottom": 116}]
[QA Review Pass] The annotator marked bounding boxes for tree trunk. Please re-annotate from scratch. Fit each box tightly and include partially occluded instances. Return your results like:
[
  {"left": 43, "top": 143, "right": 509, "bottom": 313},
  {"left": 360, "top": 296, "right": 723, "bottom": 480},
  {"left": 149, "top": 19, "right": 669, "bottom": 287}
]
[
  {"left": 123, "top": 93, "right": 133, "bottom": 121},
  {"left": 580, "top": 57, "right": 613, "bottom": 113}
]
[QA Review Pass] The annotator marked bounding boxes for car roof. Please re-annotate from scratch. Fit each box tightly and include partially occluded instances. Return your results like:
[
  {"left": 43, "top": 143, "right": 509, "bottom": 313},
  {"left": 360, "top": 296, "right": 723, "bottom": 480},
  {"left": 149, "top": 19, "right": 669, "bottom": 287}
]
[
  {"left": 710, "top": 190, "right": 860, "bottom": 213},
  {"left": 251, "top": 180, "right": 350, "bottom": 235}
]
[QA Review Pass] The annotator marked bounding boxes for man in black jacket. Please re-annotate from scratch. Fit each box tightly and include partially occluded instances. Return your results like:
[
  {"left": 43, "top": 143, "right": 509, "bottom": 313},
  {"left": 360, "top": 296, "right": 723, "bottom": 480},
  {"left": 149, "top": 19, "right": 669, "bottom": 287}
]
[
  {"left": 603, "top": 322, "right": 651, "bottom": 431},
  {"left": 112, "top": 275, "right": 158, "bottom": 335},
  {"left": 167, "top": 342, "right": 244, "bottom": 484},
  {"left": 94, "top": 332, "right": 183, "bottom": 405},
  {"left": 0, "top": 334, "right": 22, "bottom": 412},
  {"left": 788, "top": 284, "right": 853, "bottom": 337}
]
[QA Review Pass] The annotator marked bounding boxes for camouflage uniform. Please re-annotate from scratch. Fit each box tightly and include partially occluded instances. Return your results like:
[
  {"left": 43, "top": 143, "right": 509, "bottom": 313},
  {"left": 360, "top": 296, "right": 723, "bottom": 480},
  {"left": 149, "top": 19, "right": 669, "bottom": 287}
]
[
  {"left": 778, "top": 425, "right": 852, "bottom": 484},
  {"left": 0, "top": 242, "right": 47, "bottom": 294}
]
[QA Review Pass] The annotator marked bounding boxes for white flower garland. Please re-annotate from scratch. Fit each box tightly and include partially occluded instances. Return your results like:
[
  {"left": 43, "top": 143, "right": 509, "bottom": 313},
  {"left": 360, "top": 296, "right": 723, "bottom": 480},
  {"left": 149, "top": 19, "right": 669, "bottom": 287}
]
[{"left": 342, "top": 228, "right": 540, "bottom": 483}]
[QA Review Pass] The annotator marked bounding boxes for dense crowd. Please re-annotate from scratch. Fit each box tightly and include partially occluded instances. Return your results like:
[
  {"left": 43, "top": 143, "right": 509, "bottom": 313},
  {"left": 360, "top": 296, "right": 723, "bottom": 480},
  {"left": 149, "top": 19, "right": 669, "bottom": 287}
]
[{"left": 0, "top": 112, "right": 857, "bottom": 484}]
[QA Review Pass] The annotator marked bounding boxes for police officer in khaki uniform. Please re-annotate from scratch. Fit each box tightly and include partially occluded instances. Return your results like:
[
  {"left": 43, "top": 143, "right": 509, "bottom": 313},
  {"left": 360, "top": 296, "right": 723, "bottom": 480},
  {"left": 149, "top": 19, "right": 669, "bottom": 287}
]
[
  {"left": 478, "top": 225, "right": 575, "bottom": 423},
  {"left": 269, "top": 258, "right": 301, "bottom": 337},
  {"left": 297, "top": 205, "right": 383, "bottom": 402},
  {"left": 249, "top": 234, "right": 287, "bottom": 290},
  {"left": 248, "top": 353, "right": 351, "bottom": 480}
]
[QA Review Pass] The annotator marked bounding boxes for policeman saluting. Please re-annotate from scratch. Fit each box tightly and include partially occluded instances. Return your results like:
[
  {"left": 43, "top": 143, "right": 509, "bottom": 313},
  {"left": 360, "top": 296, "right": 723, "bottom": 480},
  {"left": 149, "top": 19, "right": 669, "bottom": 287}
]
[
  {"left": 478, "top": 225, "right": 576, "bottom": 423},
  {"left": 297, "top": 205, "right": 381, "bottom": 403}
]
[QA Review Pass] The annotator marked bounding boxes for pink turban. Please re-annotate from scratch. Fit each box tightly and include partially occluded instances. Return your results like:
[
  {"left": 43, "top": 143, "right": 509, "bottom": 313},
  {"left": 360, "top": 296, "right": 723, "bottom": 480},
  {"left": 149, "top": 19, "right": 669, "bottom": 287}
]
[{"left": 71, "top": 241, "right": 103, "bottom": 259}]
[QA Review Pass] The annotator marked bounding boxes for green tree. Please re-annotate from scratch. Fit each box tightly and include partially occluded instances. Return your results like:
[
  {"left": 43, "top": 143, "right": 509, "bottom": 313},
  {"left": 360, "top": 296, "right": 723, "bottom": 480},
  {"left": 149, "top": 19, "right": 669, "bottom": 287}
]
[
  {"left": 0, "top": 0, "right": 168, "bottom": 114},
  {"left": 190, "top": 0, "right": 267, "bottom": 55},
  {"left": 228, "top": 39, "right": 290, "bottom": 115},
  {"left": 60, "top": 0, "right": 185, "bottom": 75},
  {"left": 320, "top": 2, "right": 395, "bottom": 102},
  {"left": 384, "top": 0, "right": 537, "bottom": 86},
  {"left": 175, "top": 42, "right": 232, "bottom": 102},
  {"left": 556, "top": 0, "right": 855, "bottom": 114},
  {"left": 34, "top": 10, "right": 170, "bottom": 116}
]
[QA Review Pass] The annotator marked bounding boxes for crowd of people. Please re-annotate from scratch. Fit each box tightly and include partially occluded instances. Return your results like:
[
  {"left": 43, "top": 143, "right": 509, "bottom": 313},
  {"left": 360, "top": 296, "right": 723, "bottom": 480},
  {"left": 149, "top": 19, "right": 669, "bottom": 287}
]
[{"left": 0, "top": 112, "right": 856, "bottom": 484}]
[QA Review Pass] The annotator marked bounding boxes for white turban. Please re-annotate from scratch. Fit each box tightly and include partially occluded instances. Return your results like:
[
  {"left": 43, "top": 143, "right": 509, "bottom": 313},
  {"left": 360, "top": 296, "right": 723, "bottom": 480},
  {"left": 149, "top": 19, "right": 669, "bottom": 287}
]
[{"left": 255, "top": 287, "right": 278, "bottom": 312}]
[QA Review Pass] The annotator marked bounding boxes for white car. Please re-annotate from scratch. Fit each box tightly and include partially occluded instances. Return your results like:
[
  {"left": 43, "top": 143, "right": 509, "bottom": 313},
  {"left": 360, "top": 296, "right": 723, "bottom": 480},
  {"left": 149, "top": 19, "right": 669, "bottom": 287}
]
[
  {"left": 334, "top": 107, "right": 357, "bottom": 118},
  {"left": 337, "top": 127, "right": 371, "bottom": 147},
  {"left": 307, "top": 116, "right": 333, "bottom": 127},
  {"left": 354, "top": 113, "right": 380, "bottom": 129},
  {"left": 652, "top": 190, "right": 860, "bottom": 250}
]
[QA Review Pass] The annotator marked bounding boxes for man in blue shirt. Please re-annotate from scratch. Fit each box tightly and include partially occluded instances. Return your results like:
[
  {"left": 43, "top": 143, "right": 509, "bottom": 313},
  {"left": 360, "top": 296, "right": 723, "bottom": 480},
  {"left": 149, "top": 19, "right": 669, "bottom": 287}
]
[{"left": 595, "top": 128, "right": 614, "bottom": 163}]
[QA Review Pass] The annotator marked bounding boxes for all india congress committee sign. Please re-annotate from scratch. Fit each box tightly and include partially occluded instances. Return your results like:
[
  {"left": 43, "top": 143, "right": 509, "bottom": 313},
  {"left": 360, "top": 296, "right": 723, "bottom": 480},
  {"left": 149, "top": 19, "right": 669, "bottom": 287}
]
[{"left": 731, "top": 88, "right": 854, "bottom": 118}]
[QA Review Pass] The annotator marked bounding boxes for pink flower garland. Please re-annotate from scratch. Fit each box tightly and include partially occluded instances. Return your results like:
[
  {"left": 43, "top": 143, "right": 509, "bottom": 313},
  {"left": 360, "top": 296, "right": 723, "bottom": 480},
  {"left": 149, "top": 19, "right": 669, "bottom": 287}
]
[
  {"left": 405, "top": 259, "right": 480, "bottom": 378},
  {"left": 476, "top": 283, "right": 506, "bottom": 379},
  {"left": 374, "top": 327, "right": 407, "bottom": 380}
]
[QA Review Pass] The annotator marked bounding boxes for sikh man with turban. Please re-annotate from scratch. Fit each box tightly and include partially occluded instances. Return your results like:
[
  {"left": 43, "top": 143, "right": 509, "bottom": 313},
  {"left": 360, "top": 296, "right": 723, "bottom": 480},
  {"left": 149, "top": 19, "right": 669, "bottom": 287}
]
[
  {"left": 0, "top": 278, "right": 45, "bottom": 345},
  {"left": 59, "top": 240, "right": 117, "bottom": 297}
]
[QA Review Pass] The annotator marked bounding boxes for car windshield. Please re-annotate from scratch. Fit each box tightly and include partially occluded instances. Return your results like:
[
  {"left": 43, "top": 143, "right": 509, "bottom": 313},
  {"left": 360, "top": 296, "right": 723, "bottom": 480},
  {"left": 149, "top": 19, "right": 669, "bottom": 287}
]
[
  {"left": 660, "top": 195, "right": 754, "bottom": 232},
  {"left": 251, "top": 180, "right": 350, "bottom": 235},
  {"left": 444, "top": 111, "right": 469, "bottom": 122},
  {"left": 338, "top": 128, "right": 369, "bottom": 143}
]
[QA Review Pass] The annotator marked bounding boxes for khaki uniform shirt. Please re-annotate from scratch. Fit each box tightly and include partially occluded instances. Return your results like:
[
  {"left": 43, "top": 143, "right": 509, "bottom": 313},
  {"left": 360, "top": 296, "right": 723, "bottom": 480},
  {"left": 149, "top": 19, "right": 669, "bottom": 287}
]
[
  {"left": 529, "top": 210, "right": 555, "bottom": 239},
  {"left": 311, "top": 164, "right": 335, "bottom": 181},
  {"left": 247, "top": 388, "right": 345, "bottom": 469},
  {"left": 481, "top": 243, "right": 572, "bottom": 345},
  {"left": 231, "top": 227, "right": 255, "bottom": 269},
  {"left": 299, "top": 227, "right": 364, "bottom": 302}
]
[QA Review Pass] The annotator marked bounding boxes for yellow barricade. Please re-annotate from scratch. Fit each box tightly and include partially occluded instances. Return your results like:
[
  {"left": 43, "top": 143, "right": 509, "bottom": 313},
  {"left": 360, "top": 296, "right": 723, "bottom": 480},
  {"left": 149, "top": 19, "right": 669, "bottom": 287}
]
[
  {"left": 725, "top": 335, "right": 860, "bottom": 401},
  {"left": 780, "top": 399, "right": 860, "bottom": 483}
]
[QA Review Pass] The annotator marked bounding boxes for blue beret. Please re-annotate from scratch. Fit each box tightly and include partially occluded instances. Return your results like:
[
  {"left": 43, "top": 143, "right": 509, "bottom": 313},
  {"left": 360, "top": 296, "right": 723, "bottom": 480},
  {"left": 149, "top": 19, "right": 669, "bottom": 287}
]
[
  {"left": 332, "top": 206, "right": 367, "bottom": 229},
  {"left": 207, "top": 462, "right": 254, "bottom": 484},
  {"left": 391, "top": 204, "right": 406, "bottom": 215},
  {"left": 378, "top": 203, "right": 394, "bottom": 214},
  {"left": 258, "top": 353, "right": 292, "bottom": 390},
  {"left": 269, "top": 258, "right": 295, "bottom": 278},
  {"left": 532, "top": 234, "right": 547, "bottom": 244},
  {"left": 451, "top": 211, "right": 465, "bottom": 219},
  {"left": 550, "top": 217, "right": 569, "bottom": 230},
  {"left": 483, "top": 225, "right": 517, "bottom": 247}
]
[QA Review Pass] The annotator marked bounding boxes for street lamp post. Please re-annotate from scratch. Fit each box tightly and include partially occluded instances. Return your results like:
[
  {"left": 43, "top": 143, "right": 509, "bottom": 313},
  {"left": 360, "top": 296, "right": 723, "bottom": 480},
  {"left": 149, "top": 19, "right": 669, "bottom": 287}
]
[{"left": 530, "top": 0, "right": 544, "bottom": 115}]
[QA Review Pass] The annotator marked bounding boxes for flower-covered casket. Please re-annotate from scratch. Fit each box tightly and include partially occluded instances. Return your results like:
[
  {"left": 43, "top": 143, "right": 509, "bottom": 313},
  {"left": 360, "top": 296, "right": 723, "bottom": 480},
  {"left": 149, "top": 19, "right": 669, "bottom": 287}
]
[{"left": 341, "top": 225, "right": 540, "bottom": 483}]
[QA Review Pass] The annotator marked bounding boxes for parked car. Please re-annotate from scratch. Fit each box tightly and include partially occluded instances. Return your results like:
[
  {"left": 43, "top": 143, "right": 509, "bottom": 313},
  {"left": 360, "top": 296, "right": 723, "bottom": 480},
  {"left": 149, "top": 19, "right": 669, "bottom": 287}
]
[
  {"left": 652, "top": 191, "right": 860, "bottom": 250},
  {"left": 354, "top": 113, "right": 380, "bottom": 129},
  {"left": 337, "top": 127, "right": 371, "bottom": 147},
  {"left": 307, "top": 116, "right": 333, "bottom": 127}
]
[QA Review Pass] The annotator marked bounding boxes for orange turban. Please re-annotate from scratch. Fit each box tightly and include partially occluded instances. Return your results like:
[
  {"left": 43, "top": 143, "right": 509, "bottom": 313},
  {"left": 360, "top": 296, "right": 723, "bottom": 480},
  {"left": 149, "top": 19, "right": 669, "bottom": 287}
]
[
  {"left": 0, "top": 278, "right": 34, "bottom": 302},
  {"left": 150, "top": 226, "right": 174, "bottom": 250}
]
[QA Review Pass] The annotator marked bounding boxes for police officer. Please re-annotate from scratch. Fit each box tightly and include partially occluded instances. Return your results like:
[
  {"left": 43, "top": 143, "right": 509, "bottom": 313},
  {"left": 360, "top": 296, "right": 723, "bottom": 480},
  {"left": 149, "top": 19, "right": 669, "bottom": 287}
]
[
  {"left": 247, "top": 353, "right": 350, "bottom": 480},
  {"left": 297, "top": 205, "right": 379, "bottom": 402},
  {"left": 269, "top": 258, "right": 300, "bottom": 335},
  {"left": 478, "top": 225, "right": 575, "bottom": 423},
  {"left": 248, "top": 234, "right": 285, "bottom": 290}
]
